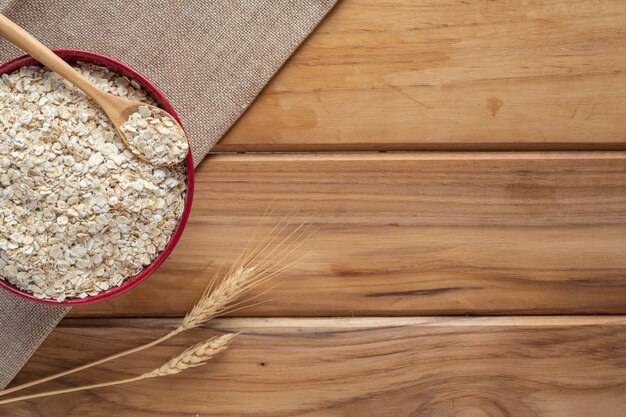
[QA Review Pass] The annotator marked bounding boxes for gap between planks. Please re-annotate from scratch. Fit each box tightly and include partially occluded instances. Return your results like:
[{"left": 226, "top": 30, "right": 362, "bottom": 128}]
[
  {"left": 203, "top": 150, "right": 626, "bottom": 161},
  {"left": 57, "top": 316, "right": 626, "bottom": 328}
]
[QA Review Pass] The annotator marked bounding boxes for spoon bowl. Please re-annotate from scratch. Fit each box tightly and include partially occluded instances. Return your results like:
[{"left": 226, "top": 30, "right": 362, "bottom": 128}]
[{"left": 107, "top": 99, "right": 189, "bottom": 167}]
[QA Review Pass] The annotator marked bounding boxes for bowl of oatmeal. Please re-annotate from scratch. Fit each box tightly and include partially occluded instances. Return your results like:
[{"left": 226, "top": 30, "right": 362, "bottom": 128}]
[{"left": 0, "top": 49, "right": 194, "bottom": 305}]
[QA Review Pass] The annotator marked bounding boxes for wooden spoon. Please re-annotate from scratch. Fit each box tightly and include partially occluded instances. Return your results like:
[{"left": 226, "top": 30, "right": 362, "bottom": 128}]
[{"left": 0, "top": 14, "right": 188, "bottom": 166}]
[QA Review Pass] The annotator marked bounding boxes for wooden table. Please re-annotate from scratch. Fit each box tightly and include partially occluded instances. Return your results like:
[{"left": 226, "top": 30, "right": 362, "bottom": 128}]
[{"left": 8, "top": 1, "right": 626, "bottom": 415}]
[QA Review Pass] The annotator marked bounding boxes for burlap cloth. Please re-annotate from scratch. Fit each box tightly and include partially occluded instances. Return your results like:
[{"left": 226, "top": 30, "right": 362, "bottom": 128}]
[{"left": 0, "top": 0, "right": 337, "bottom": 388}]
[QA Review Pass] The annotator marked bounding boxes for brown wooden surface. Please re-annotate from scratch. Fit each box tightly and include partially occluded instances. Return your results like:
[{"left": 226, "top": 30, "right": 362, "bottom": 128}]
[
  {"left": 9, "top": 1, "right": 626, "bottom": 415},
  {"left": 7, "top": 317, "right": 626, "bottom": 416},
  {"left": 71, "top": 152, "right": 626, "bottom": 317},
  {"left": 216, "top": 0, "right": 626, "bottom": 152}
]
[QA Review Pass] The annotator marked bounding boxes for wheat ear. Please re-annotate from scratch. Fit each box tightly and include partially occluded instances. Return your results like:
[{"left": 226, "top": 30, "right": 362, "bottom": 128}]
[
  {"left": 0, "top": 334, "right": 235, "bottom": 406},
  {"left": 0, "top": 212, "right": 313, "bottom": 398},
  {"left": 144, "top": 333, "right": 235, "bottom": 377}
]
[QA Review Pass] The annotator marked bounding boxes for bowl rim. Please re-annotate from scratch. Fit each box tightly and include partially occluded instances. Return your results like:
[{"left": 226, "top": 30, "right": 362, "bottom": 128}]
[{"left": 0, "top": 49, "right": 195, "bottom": 305}]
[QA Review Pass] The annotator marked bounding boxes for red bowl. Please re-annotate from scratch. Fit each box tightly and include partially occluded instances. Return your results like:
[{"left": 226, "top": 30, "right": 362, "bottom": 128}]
[{"left": 0, "top": 49, "right": 194, "bottom": 305}]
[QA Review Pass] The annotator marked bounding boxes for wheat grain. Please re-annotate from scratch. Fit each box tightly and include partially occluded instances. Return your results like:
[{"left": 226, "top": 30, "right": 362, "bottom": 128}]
[
  {"left": 145, "top": 334, "right": 235, "bottom": 377},
  {"left": 180, "top": 266, "right": 257, "bottom": 331}
]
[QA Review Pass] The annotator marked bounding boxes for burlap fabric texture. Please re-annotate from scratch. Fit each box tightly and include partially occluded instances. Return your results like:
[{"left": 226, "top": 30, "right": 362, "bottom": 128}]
[{"left": 0, "top": 0, "right": 337, "bottom": 388}]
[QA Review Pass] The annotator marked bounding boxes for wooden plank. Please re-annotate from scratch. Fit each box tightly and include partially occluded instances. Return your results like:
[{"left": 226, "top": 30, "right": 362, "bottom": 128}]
[
  {"left": 71, "top": 152, "right": 626, "bottom": 317},
  {"left": 7, "top": 317, "right": 626, "bottom": 416},
  {"left": 215, "top": 0, "right": 626, "bottom": 151}
]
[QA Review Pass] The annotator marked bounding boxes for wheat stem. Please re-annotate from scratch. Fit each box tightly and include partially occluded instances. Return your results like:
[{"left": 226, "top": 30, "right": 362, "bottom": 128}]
[
  {"left": 0, "top": 330, "right": 177, "bottom": 398},
  {"left": 0, "top": 376, "right": 145, "bottom": 406},
  {"left": 0, "top": 335, "right": 234, "bottom": 406}
]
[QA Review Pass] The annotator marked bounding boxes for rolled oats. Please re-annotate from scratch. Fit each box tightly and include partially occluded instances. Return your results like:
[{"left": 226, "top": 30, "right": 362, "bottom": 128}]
[{"left": 0, "top": 63, "right": 187, "bottom": 302}]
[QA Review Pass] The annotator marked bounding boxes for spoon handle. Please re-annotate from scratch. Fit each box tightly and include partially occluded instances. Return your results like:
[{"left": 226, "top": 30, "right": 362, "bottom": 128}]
[{"left": 0, "top": 14, "right": 103, "bottom": 99}]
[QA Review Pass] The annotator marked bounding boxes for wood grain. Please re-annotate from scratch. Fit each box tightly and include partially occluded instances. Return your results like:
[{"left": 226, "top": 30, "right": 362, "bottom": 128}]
[
  {"left": 9, "top": 2, "right": 626, "bottom": 414},
  {"left": 71, "top": 152, "right": 626, "bottom": 317},
  {"left": 215, "top": 0, "right": 626, "bottom": 151},
  {"left": 7, "top": 316, "right": 626, "bottom": 416}
]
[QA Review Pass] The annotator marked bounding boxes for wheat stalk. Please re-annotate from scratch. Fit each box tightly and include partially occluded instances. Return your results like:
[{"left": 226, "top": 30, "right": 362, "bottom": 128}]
[
  {"left": 0, "top": 334, "right": 235, "bottom": 406},
  {"left": 0, "top": 211, "right": 314, "bottom": 398}
]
